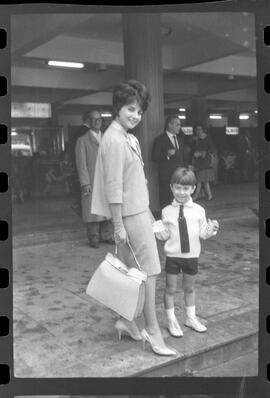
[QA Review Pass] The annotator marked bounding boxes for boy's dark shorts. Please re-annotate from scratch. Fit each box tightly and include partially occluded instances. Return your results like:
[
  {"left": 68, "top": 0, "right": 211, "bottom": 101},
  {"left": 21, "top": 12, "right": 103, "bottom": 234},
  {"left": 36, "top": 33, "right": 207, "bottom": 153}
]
[{"left": 165, "top": 257, "right": 198, "bottom": 275}]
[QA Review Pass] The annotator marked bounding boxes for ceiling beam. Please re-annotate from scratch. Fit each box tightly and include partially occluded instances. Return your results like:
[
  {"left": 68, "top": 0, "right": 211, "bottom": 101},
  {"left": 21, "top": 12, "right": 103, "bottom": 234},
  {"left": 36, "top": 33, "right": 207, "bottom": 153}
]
[
  {"left": 11, "top": 14, "right": 94, "bottom": 59},
  {"left": 11, "top": 66, "right": 123, "bottom": 92},
  {"left": 171, "top": 35, "right": 245, "bottom": 71}
]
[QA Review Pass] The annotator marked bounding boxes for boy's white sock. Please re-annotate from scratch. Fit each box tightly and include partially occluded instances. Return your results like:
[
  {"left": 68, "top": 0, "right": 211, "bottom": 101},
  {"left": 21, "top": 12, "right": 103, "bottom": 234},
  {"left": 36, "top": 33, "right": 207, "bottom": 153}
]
[
  {"left": 186, "top": 305, "right": 196, "bottom": 319},
  {"left": 166, "top": 308, "right": 176, "bottom": 321}
]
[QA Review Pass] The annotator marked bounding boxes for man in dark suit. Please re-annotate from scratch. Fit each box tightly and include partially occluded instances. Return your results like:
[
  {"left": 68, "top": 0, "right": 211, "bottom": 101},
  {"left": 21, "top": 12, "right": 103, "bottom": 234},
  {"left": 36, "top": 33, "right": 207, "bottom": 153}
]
[{"left": 152, "top": 114, "right": 190, "bottom": 209}]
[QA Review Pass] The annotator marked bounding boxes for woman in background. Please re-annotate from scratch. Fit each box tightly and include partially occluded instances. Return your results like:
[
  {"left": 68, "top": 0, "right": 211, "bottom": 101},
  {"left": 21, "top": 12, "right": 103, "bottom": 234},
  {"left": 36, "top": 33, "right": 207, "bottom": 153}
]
[
  {"left": 191, "top": 123, "right": 216, "bottom": 201},
  {"left": 59, "top": 150, "right": 76, "bottom": 194}
]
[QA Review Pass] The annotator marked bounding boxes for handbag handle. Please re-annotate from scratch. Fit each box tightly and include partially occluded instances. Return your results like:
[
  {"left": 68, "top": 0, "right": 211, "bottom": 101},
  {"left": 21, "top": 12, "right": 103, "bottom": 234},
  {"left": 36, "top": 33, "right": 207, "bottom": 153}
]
[{"left": 115, "top": 240, "right": 142, "bottom": 271}]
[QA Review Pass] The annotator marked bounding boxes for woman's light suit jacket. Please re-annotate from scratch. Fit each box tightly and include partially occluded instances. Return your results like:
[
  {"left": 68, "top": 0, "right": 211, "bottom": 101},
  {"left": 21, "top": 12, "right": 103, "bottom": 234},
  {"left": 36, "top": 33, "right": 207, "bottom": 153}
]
[{"left": 91, "top": 120, "right": 149, "bottom": 219}]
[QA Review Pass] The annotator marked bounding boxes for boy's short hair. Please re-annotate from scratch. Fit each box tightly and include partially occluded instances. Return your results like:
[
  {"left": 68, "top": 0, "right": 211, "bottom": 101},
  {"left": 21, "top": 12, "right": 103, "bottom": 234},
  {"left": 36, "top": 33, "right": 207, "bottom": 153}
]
[{"left": 170, "top": 167, "right": 197, "bottom": 186}]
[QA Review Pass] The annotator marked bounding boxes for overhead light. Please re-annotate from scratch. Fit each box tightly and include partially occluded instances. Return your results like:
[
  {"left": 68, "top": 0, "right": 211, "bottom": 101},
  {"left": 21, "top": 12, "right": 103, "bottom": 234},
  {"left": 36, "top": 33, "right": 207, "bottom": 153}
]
[
  {"left": 254, "top": 110, "right": 258, "bottom": 114},
  {"left": 101, "top": 112, "right": 112, "bottom": 118},
  {"left": 179, "top": 108, "right": 186, "bottom": 112},
  {"left": 178, "top": 115, "right": 186, "bottom": 120},
  {"left": 239, "top": 114, "right": 249, "bottom": 120},
  {"left": 209, "top": 114, "right": 222, "bottom": 120},
  {"left": 48, "top": 60, "right": 84, "bottom": 69},
  {"left": 11, "top": 131, "right": 18, "bottom": 136}
]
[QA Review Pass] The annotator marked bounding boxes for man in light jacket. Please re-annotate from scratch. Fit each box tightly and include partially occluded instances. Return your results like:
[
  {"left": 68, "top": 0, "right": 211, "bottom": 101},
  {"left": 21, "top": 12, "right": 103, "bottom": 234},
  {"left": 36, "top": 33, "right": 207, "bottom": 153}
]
[{"left": 75, "top": 110, "right": 113, "bottom": 248}]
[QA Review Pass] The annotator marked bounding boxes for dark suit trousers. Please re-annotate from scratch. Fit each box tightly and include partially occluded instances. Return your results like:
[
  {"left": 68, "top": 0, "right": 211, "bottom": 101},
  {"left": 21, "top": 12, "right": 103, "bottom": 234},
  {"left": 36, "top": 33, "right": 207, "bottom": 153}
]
[
  {"left": 86, "top": 220, "right": 113, "bottom": 242},
  {"left": 159, "top": 179, "right": 174, "bottom": 209}
]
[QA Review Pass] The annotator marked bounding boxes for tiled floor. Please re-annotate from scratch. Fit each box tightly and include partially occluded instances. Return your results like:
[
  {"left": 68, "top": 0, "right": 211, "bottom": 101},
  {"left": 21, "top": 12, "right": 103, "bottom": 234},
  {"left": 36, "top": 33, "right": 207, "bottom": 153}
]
[{"left": 13, "top": 208, "right": 259, "bottom": 377}]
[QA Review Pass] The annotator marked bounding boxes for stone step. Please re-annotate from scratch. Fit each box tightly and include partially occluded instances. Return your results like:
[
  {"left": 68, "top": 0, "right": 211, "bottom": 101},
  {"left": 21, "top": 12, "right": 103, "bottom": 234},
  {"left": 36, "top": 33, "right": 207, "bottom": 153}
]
[
  {"left": 194, "top": 349, "right": 258, "bottom": 377},
  {"left": 130, "top": 308, "right": 258, "bottom": 377}
]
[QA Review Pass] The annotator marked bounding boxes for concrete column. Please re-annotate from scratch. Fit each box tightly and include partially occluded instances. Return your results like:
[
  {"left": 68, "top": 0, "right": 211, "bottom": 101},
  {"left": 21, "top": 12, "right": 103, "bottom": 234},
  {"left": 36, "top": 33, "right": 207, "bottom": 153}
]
[
  {"left": 122, "top": 13, "right": 164, "bottom": 211},
  {"left": 228, "top": 110, "right": 240, "bottom": 126},
  {"left": 190, "top": 97, "right": 207, "bottom": 127}
]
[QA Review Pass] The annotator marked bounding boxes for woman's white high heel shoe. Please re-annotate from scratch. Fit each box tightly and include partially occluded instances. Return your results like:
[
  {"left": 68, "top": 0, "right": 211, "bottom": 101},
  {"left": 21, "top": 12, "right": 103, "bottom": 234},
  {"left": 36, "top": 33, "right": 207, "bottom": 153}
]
[
  {"left": 141, "top": 329, "right": 178, "bottom": 356},
  {"left": 115, "top": 319, "right": 142, "bottom": 341}
]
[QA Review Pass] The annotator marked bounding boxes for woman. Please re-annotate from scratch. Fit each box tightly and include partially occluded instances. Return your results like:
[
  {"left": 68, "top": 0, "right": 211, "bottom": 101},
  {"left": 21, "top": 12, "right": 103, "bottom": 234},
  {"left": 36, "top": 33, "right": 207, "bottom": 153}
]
[
  {"left": 91, "top": 80, "right": 177, "bottom": 356},
  {"left": 191, "top": 123, "right": 216, "bottom": 201}
]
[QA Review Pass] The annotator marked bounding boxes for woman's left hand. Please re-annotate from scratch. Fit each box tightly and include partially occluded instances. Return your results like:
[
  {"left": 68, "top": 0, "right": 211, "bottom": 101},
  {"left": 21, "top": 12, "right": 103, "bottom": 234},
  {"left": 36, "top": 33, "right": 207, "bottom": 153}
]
[
  {"left": 148, "top": 208, "right": 156, "bottom": 225},
  {"left": 153, "top": 220, "right": 170, "bottom": 240}
]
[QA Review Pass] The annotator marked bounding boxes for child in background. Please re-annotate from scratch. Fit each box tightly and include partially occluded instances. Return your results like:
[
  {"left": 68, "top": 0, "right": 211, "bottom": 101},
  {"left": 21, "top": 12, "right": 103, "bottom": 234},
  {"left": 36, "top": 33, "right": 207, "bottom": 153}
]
[
  {"left": 43, "top": 166, "right": 64, "bottom": 196},
  {"left": 59, "top": 151, "right": 76, "bottom": 194},
  {"left": 154, "top": 167, "right": 219, "bottom": 337}
]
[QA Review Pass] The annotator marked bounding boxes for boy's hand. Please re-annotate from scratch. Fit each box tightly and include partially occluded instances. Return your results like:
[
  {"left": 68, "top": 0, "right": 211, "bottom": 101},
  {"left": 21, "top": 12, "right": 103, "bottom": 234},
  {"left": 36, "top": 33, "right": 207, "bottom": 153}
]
[
  {"left": 153, "top": 220, "right": 170, "bottom": 240},
  {"left": 211, "top": 220, "right": 219, "bottom": 231},
  {"left": 207, "top": 219, "right": 219, "bottom": 235}
]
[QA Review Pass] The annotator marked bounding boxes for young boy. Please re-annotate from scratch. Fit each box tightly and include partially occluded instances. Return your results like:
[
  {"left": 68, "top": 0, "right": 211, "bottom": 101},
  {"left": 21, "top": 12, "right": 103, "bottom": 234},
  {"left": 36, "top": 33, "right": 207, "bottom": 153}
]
[{"left": 154, "top": 167, "right": 219, "bottom": 337}]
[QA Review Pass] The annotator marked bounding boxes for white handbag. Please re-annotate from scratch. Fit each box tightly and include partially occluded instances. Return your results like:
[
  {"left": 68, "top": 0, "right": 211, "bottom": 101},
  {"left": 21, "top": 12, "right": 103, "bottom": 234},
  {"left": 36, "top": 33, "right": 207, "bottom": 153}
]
[{"left": 86, "top": 241, "right": 147, "bottom": 321}]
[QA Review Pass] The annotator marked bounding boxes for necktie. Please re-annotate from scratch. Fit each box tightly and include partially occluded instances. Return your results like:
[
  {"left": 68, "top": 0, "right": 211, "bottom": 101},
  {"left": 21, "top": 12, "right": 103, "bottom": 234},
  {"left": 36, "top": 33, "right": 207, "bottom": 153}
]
[
  {"left": 178, "top": 205, "right": 190, "bottom": 253},
  {"left": 173, "top": 135, "right": 179, "bottom": 150}
]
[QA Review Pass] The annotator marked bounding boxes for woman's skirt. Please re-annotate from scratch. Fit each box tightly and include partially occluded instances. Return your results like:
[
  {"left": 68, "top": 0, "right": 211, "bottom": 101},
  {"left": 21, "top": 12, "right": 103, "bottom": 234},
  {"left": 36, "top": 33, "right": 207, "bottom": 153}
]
[
  {"left": 196, "top": 167, "right": 215, "bottom": 183},
  {"left": 118, "top": 209, "right": 161, "bottom": 276}
]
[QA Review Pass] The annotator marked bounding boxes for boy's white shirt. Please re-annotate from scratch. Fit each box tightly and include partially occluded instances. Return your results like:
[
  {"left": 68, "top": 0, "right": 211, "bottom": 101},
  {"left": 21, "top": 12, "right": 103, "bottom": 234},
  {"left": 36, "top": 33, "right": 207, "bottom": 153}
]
[{"left": 155, "top": 198, "right": 216, "bottom": 258}]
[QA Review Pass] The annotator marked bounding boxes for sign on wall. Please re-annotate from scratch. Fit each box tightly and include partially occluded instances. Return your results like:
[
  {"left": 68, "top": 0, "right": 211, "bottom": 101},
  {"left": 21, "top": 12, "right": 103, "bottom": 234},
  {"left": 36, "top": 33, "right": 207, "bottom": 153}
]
[
  {"left": 182, "top": 127, "right": 193, "bottom": 135},
  {"left": 226, "top": 126, "right": 239, "bottom": 135},
  {"left": 12, "top": 102, "right": 52, "bottom": 118},
  {"left": 11, "top": 132, "right": 32, "bottom": 156}
]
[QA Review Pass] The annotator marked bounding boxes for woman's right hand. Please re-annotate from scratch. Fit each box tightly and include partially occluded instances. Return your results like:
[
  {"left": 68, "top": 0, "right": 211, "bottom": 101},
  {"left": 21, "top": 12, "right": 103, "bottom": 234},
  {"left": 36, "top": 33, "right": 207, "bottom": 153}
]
[{"left": 114, "top": 222, "right": 128, "bottom": 245}]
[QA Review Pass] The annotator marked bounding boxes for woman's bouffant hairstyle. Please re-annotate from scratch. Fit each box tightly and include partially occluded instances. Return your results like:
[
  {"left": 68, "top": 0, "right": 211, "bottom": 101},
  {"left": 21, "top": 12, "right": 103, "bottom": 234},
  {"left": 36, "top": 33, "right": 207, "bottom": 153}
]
[
  {"left": 112, "top": 80, "right": 151, "bottom": 119},
  {"left": 170, "top": 167, "right": 197, "bottom": 186}
]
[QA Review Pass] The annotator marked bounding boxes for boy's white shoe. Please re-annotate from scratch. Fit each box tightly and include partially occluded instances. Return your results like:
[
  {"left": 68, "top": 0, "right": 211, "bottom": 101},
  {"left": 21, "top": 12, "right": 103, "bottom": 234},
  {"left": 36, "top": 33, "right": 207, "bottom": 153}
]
[
  {"left": 184, "top": 316, "right": 207, "bottom": 333},
  {"left": 167, "top": 318, "right": 184, "bottom": 337}
]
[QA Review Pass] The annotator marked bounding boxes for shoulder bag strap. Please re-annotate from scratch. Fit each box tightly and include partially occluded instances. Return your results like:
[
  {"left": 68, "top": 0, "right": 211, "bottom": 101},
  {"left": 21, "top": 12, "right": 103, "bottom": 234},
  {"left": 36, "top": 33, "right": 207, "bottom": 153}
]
[{"left": 114, "top": 240, "right": 142, "bottom": 270}]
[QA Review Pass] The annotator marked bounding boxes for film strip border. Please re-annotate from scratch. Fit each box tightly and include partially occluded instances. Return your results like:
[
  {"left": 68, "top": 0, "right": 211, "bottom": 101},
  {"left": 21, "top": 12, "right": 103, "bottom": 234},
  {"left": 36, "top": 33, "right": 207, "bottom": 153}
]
[
  {"left": 0, "top": 9, "right": 11, "bottom": 397},
  {"left": 258, "top": 2, "right": 270, "bottom": 395},
  {"left": 0, "top": 2, "right": 269, "bottom": 397}
]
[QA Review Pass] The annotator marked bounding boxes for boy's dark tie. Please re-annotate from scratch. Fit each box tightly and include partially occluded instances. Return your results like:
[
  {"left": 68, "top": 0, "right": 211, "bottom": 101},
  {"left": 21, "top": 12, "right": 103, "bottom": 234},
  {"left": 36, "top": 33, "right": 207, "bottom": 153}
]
[{"left": 178, "top": 205, "right": 190, "bottom": 253}]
